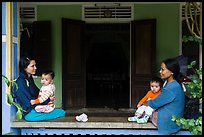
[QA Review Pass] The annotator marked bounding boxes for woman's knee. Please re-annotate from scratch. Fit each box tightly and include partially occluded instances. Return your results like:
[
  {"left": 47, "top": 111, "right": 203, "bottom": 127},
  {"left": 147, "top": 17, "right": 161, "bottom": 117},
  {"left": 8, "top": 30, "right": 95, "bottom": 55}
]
[
  {"left": 24, "top": 113, "right": 36, "bottom": 121},
  {"left": 53, "top": 108, "right": 66, "bottom": 116}
]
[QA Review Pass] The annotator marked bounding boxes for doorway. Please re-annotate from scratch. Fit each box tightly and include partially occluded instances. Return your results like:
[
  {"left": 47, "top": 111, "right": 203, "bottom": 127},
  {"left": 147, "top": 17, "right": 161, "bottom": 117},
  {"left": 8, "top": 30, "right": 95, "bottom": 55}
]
[
  {"left": 85, "top": 23, "right": 130, "bottom": 109},
  {"left": 61, "top": 19, "right": 156, "bottom": 109}
]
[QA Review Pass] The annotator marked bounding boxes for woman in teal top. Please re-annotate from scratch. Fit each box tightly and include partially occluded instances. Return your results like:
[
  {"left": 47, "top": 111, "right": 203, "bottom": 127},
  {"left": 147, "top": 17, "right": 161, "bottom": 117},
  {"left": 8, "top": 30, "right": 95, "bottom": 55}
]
[
  {"left": 147, "top": 58, "right": 185, "bottom": 134},
  {"left": 13, "top": 56, "right": 65, "bottom": 121}
]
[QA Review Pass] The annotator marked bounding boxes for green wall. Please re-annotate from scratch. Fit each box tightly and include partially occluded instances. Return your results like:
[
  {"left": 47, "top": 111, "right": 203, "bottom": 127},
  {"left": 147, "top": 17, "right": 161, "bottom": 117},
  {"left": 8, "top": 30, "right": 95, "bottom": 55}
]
[
  {"left": 34, "top": 3, "right": 181, "bottom": 107},
  {"left": 35, "top": 5, "right": 82, "bottom": 107},
  {"left": 134, "top": 3, "right": 180, "bottom": 73}
]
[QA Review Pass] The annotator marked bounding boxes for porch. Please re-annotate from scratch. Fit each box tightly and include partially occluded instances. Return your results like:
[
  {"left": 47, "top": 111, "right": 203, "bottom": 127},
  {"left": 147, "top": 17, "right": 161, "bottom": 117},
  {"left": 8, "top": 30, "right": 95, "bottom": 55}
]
[{"left": 11, "top": 108, "right": 192, "bottom": 135}]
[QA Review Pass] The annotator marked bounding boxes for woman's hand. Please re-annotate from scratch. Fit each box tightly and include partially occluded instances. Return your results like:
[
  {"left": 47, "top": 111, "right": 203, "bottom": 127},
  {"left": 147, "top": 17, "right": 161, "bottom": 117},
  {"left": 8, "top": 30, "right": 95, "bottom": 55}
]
[
  {"left": 50, "top": 95, "right": 56, "bottom": 101},
  {"left": 30, "top": 100, "right": 35, "bottom": 105}
]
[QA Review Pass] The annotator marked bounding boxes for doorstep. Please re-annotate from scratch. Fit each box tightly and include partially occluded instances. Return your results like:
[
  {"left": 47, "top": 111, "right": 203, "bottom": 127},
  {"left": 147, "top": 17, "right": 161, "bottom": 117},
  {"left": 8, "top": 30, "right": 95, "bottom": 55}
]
[{"left": 11, "top": 116, "right": 157, "bottom": 129}]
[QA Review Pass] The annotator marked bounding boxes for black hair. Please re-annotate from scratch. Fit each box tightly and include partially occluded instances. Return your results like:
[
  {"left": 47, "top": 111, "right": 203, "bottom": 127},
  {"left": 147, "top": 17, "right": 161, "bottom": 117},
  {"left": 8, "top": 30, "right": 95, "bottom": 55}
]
[
  {"left": 18, "top": 56, "right": 39, "bottom": 96},
  {"left": 150, "top": 77, "right": 164, "bottom": 87},
  {"left": 42, "top": 70, "right": 55, "bottom": 79},
  {"left": 19, "top": 56, "right": 35, "bottom": 73},
  {"left": 162, "top": 57, "right": 183, "bottom": 84}
]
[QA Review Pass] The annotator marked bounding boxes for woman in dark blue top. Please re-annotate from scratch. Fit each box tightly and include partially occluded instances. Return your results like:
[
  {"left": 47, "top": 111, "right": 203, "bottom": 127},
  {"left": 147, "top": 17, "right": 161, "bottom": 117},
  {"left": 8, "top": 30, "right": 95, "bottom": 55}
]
[
  {"left": 145, "top": 57, "right": 185, "bottom": 134},
  {"left": 13, "top": 56, "right": 65, "bottom": 121}
]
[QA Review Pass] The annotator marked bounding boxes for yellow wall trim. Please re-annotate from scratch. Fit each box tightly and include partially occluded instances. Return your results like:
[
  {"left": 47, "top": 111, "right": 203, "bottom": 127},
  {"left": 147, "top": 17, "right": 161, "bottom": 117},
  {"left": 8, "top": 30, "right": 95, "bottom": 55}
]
[{"left": 6, "top": 2, "right": 13, "bottom": 94}]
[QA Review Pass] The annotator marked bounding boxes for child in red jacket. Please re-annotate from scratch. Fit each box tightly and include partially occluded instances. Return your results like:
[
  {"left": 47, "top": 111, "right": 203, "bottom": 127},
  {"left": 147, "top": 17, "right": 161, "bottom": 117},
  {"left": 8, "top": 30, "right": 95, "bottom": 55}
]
[{"left": 128, "top": 77, "right": 163, "bottom": 123}]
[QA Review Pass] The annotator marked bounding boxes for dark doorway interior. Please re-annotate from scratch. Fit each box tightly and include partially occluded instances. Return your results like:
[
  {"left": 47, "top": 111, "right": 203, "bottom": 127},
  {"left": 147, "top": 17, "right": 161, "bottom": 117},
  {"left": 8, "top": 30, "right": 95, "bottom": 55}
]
[
  {"left": 182, "top": 19, "right": 199, "bottom": 70},
  {"left": 86, "top": 24, "right": 130, "bottom": 109},
  {"left": 20, "top": 21, "right": 52, "bottom": 76}
]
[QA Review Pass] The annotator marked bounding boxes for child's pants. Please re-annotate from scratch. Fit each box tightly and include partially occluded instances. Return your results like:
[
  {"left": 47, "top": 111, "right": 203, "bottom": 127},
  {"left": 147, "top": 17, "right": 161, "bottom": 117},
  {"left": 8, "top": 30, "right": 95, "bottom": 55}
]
[
  {"left": 136, "top": 105, "right": 154, "bottom": 116},
  {"left": 35, "top": 105, "right": 54, "bottom": 113}
]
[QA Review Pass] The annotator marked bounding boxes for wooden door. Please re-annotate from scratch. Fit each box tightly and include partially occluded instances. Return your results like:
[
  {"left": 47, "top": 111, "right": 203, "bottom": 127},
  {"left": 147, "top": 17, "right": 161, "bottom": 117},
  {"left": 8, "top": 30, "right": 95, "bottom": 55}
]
[
  {"left": 61, "top": 18, "right": 86, "bottom": 109},
  {"left": 131, "top": 19, "right": 156, "bottom": 108}
]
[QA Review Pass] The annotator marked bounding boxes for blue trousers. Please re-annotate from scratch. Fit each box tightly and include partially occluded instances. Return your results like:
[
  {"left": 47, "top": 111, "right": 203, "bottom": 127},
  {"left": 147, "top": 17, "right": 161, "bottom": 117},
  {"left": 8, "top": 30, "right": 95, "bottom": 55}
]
[{"left": 24, "top": 108, "right": 66, "bottom": 121}]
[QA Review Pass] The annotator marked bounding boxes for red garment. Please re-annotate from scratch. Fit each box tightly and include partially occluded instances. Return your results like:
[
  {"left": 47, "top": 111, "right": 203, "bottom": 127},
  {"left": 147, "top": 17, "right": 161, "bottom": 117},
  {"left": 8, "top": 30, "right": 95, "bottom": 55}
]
[{"left": 138, "top": 90, "right": 161, "bottom": 106}]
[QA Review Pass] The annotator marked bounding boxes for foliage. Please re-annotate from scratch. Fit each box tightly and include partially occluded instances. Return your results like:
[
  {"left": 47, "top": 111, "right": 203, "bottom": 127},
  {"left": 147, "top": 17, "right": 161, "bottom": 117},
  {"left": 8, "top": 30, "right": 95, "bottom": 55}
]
[
  {"left": 172, "top": 61, "right": 202, "bottom": 135},
  {"left": 172, "top": 115, "right": 202, "bottom": 135},
  {"left": 178, "top": 5, "right": 202, "bottom": 132},
  {"left": 4, "top": 132, "right": 15, "bottom": 135},
  {"left": 2, "top": 75, "right": 24, "bottom": 121},
  {"left": 182, "top": 35, "right": 202, "bottom": 45},
  {"left": 185, "top": 61, "right": 202, "bottom": 98}
]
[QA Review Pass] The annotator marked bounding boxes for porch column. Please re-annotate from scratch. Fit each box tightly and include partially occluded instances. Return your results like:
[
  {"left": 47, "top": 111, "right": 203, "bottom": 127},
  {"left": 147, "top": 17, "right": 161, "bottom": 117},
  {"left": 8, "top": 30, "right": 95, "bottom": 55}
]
[{"left": 2, "top": 2, "right": 20, "bottom": 135}]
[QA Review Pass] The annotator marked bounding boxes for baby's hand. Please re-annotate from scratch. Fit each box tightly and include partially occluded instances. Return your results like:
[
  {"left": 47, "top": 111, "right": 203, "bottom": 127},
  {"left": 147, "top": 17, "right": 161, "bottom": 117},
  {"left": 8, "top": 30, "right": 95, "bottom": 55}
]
[
  {"left": 30, "top": 100, "right": 35, "bottom": 105},
  {"left": 147, "top": 98, "right": 152, "bottom": 101},
  {"left": 50, "top": 95, "right": 56, "bottom": 101},
  {"left": 137, "top": 104, "right": 140, "bottom": 108}
]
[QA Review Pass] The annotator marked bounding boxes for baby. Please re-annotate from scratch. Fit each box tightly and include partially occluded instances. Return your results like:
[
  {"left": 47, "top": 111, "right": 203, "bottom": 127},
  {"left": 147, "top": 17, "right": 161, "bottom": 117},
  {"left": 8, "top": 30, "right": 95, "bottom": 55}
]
[
  {"left": 128, "top": 77, "right": 163, "bottom": 123},
  {"left": 30, "top": 70, "right": 56, "bottom": 113}
]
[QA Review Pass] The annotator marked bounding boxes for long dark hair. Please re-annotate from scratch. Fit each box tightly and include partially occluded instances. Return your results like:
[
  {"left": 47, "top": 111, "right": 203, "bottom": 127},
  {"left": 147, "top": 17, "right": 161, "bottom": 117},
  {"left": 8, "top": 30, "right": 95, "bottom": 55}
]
[
  {"left": 162, "top": 57, "right": 183, "bottom": 84},
  {"left": 19, "top": 56, "right": 34, "bottom": 73},
  {"left": 18, "top": 56, "right": 39, "bottom": 91}
]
